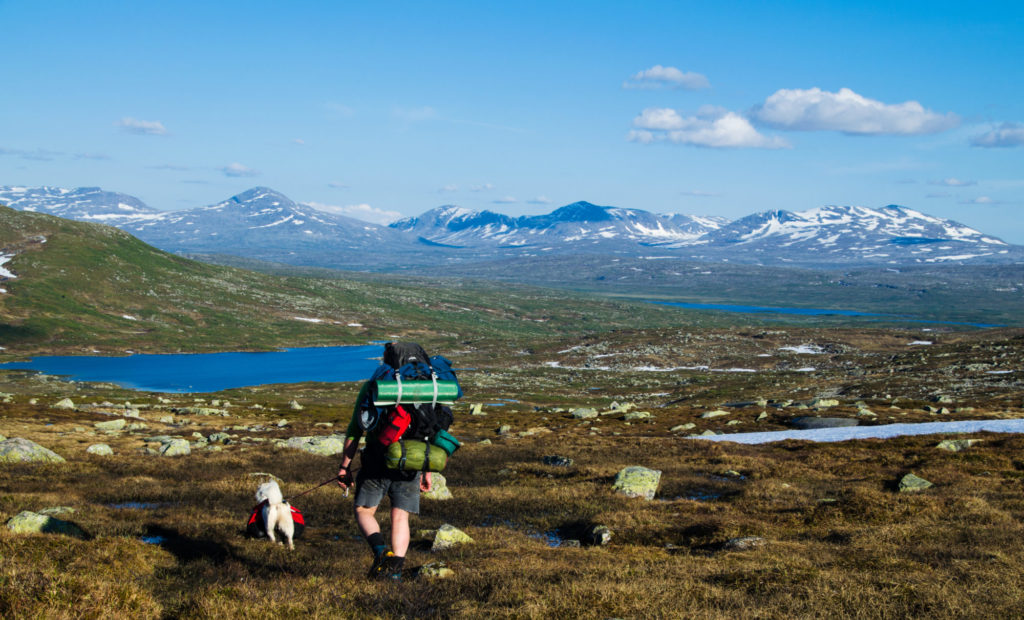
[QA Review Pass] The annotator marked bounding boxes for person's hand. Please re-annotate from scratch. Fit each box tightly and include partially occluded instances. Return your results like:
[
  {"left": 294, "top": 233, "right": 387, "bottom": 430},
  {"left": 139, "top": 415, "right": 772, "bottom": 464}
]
[
  {"left": 420, "top": 472, "right": 432, "bottom": 492},
  {"left": 337, "top": 466, "right": 354, "bottom": 489}
]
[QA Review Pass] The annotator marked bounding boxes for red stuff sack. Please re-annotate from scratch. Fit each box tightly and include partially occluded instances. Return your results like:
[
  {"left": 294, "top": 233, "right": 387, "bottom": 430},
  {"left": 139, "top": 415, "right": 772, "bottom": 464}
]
[
  {"left": 378, "top": 404, "right": 412, "bottom": 446},
  {"left": 246, "top": 500, "right": 306, "bottom": 539}
]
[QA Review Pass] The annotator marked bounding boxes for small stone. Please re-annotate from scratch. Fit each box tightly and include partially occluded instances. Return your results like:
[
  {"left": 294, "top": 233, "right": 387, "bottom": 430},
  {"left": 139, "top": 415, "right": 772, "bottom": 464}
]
[
  {"left": 432, "top": 523, "right": 474, "bottom": 552},
  {"left": 700, "top": 410, "right": 730, "bottom": 419},
  {"left": 670, "top": 423, "right": 696, "bottom": 432},
  {"left": 0, "top": 438, "right": 65, "bottom": 463},
  {"left": 422, "top": 473, "right": 453, "bottom": 500},
  {"left": 612, "top": 466, "right": 661, "bottom": 500},
  {"left": 159, "top": 416, "right": 175, "bottom": 424},
  {"left": 6, "top": 511, "right": 88, "bottom": 539},
  {"left": 52, "top": 398, "right": 76, "bottom": 410},
  {"left": 284, "top": 435, "right": 345, "bottom": 456},
  {"left": 470, "top": 403, "right": 485, "bottom": 416},
  {"left": 159, "top": 438, "right": 191, "bottom": 457},
  {"left": 898, "top": 473, "right": 934, "bottom": 492},
  {"left": 623, "top": 411, "right": 651, "bottom": 421},
  {"left": 583, "top": 524, "right": 612, "bottom": 546},
  {"left": 277, "top": 419, "right": 289, "bottom": 427},
  {"left": 756, "top": 412, "right": 768, "bottom": 421},
  {"left": 288, "top": 400, "right": 303, "bottom": 411},
  {"left": 94, "top": 418, "right": 127, "bottom": 431},
  {"left": 497, "top": 425, "right": 511, "bottom": 435},
  {"left": 418, "top": 561, "right": 454, "bottom": 579},
  {"left": 478, "top": 439, "right": 492, "bottom": 445},
  {"left": 208, "top": 432, "right": 232, "bottom": 445},
  {"left": 726, "top": 420, "right": 742, "bottom": 425},
  {"left": 936, "top": 439, "right": 982, "bottom": 452},
  {"left": 86, "top": 444, "right": 114, "bottom": 456},
  {"left": 542, "top": 455, "right": 574, "bottom": 467},
  {"left": 571, "top": 408, "right": 599, "bottom": 419},
  {"left": 723, "top": 536, "right": 767, "bottom": 551},
  {"left": 812, "top": 399, "right": 840, "bottom": 408}
]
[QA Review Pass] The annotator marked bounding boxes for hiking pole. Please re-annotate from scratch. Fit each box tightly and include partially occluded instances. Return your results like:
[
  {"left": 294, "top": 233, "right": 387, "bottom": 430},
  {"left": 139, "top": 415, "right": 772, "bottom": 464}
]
[{"left": 285, "top": 475, "right": 345, "bottom": 503}]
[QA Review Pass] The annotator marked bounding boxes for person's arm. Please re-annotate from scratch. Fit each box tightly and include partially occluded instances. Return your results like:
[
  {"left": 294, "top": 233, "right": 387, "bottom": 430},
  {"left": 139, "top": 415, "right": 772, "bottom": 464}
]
[{"left": 338, "top": 381, "right": 371, "bottom": 487}]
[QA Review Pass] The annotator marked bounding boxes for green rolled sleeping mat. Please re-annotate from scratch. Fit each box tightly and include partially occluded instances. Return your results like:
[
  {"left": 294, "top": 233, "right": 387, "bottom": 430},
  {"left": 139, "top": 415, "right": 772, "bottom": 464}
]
[
  {"left": 385, "top": 439, "right": 447, "bottom": 472},
  {"left": 373, "top": 379, "right": 460, "bottom": 405}
]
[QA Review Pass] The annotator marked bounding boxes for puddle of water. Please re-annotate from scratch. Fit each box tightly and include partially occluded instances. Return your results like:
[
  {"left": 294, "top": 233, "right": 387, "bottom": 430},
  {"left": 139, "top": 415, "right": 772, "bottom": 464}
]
[
  {"left": 109, "top": 502, "right": 166, "bottom": 510},
  {"left": 140, "top": 535, "right": 166, "bottom": 545},
  {"left": 528, "top": 530, "right": 565, "bottom": 547}
]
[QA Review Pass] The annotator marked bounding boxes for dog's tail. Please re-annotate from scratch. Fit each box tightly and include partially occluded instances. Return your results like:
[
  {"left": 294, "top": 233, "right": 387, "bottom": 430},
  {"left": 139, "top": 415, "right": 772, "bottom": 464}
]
[{"left": 261, "top": 481, "right": 285, "bottom": 504}]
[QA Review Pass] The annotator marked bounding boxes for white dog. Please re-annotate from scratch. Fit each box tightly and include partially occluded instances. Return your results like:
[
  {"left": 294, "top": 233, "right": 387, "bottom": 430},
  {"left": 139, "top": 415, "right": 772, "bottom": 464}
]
[{"left": 255, "top": 480, "right": 295, "bottom": 550}]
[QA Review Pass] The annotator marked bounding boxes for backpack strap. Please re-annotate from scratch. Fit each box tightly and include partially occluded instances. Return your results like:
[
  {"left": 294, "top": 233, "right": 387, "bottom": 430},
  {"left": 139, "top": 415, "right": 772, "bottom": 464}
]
[{"left": 394, "top": 374, "right": 404, "bottom": 404}]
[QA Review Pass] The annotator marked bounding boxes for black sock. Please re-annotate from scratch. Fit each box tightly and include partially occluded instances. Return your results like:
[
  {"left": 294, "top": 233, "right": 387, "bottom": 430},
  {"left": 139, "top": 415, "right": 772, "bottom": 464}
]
[{"left": 366, "top": 532, "right": 386, "bottom": 557}]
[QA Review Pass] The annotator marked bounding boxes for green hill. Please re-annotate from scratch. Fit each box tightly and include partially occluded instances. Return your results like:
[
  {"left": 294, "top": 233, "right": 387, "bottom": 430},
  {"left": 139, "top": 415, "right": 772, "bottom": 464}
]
[{"left": 0, "top": 206, "right": 700, "bottom": 356}]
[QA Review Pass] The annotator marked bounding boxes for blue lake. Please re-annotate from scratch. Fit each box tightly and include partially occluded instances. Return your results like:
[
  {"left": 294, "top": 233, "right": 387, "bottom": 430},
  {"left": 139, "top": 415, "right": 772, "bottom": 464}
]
[
  {"left": 650, "top": 301, "right": 1001, "bottom": 328},
  {"left": 0, "top": 345, "right": 384, "bottom": 393}
]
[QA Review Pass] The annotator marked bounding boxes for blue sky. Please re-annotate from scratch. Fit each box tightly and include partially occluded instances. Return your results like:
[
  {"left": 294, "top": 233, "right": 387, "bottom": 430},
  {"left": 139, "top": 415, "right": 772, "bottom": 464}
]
[{"left": 2, "top": 1, "right": 1023, "bottom": 240}]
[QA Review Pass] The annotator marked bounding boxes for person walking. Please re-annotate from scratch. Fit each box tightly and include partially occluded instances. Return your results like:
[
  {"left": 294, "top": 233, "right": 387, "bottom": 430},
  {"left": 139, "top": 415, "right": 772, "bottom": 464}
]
[{"left": 337, "top": 347, "right": 434, "bottom": 581}]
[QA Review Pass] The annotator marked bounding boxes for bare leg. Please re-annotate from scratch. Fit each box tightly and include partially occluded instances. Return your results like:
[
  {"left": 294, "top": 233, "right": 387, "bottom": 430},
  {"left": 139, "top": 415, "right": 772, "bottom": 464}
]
[
  {"left": 390, "top": 508, "right": 411, "bottom": 557},
  {"left": 355, "top": 505, "right": 380, "bottom": 538}
]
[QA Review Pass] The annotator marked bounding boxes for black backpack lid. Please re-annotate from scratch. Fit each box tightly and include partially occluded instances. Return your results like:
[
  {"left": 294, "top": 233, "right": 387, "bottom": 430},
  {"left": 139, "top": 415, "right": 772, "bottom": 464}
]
[{"left": 383, "top": 342, "right": 431, "bottom": 369}]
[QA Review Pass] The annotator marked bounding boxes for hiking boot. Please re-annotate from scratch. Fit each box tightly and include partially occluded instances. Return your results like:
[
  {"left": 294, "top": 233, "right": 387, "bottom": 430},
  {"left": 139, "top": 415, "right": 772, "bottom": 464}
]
[
  {"left": 367, "top": 551, "right": 395, "bottom": 580},
  {"left": 385, "top": 555, "right": 405, "bottom": 582}
]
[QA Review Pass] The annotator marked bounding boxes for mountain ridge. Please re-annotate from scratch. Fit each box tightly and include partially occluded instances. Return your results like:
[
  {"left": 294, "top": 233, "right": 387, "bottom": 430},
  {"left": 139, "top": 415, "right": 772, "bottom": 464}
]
[{"left": 2, "top": 184, "right": 1021, "bottom": 269}]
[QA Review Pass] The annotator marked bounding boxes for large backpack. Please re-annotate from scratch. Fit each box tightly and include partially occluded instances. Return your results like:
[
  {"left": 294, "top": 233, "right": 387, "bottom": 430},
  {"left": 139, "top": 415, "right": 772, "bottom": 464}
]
[{"left": 358, "top": 342, "right": 462, "bottom": 444}]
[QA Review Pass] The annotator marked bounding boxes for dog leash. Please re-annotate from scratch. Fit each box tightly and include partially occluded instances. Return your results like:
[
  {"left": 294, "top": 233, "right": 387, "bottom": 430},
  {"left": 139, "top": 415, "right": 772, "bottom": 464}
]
[{"left": 285, "top": 475, "right": 347, "bottom": 502}]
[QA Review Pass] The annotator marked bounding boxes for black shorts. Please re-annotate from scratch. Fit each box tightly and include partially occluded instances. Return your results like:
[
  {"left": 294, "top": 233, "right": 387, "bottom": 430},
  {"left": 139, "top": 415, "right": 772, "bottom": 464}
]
[{"left": 354, "top": 471, "right": 422, "bottom": 514}]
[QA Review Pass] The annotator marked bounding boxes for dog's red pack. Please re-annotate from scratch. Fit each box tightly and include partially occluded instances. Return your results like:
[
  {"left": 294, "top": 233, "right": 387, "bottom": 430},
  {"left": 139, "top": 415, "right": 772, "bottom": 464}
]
[{"left": 246, "top": 500, "right": 306, "bottom": 539}]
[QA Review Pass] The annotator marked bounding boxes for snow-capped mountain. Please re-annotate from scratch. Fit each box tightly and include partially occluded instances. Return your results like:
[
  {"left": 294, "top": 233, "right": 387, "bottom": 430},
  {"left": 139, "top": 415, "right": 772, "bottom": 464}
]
[
  {"left": 390, "top": 201, "right": 726, "bottom": 248},
  {"left": 681, "top": 205, "right": 1016, "bottom": 265},
  {"left": 117, "top": 187, "right": 410, "bottom": 267},
  {"left": 0, "top": 186, "right": 160, "bottom": 224},
  {"left": 2, "top": 185, "right": 1021, "bottom": 269}
]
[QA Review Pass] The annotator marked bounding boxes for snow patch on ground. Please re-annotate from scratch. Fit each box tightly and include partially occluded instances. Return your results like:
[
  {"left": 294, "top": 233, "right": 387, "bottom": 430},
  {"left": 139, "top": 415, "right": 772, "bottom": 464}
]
[
  {"left": 0, "top": 254, "right": 17, "bottom": 279},
  {"left": 908, "top": 341, "right": 933, "bottom": 346},
  {"left": 293, "top": 317, "right": 324, "bottom": 323},
  {"left": 122, "top": 315, "right": 138, "bottom": 321},
  {"left": 696, "top": 419, "right": 1024, "bottom": 445},
  {"left": 779, "top": 345, "right": 826, "bottom": 355}
]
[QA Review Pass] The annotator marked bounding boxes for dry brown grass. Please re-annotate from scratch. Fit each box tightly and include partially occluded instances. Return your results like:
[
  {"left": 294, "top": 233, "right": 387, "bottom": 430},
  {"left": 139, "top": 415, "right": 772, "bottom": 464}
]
[{"left": 3, "top": 394, "right": 1024, "bottom": 619}]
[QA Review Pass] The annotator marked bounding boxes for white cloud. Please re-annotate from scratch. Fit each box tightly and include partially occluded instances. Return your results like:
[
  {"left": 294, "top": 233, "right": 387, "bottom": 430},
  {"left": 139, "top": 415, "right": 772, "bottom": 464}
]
[
  {"left": 960, "top": 196, "right": 999, "bottom": 205},
  {"left": 492, "top": 196, "right": 517, "bottom": 204},
  {"left": 623, "top": 65, "right": 710, "bottom": 90},
  {"left": 327, "top": 182, "right": 349, "bottom": 189},
  {"left": 221, "top": 162, "right": 259, "bottom": 177},
  {"left": 292, "top": 138, "right": 306, "bottom": 145},
  {"left": 117, "top": 117, "right": 168, "bottom": 135},
  {"left": 751, "top": 87, "right": 959, "bottom": 135},
  {"left": 971, "top": 122, "right": 1024, "bottom": 147},
  {"left": 930, "top": 177, "right": 976, "bottom": 187},
  {"left": 925, "top": 192, "right": 951, "bottom": 199},
  {"left": 527, "top": 196, "right": 552, "bottom": 205},
  {"left": 305, "top": 201, "right": 402, "bottom": 225},
  {"left": 438, "top": 184, "right": 459, "bottom": 193},
  {"left": 680, "top": 190, "right": 720, "bottom": 197},
  {"left": 630, "top": 107, "right": 789, "bottom": 149},
  {"left": 471, "top": 183, "right": 495, "bottom": 192}
]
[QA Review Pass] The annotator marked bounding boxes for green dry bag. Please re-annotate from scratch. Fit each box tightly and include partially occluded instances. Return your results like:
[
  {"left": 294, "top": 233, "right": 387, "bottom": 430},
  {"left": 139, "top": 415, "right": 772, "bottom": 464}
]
[{"left": 385, "top": 439, "right": 447, "bottom": 472}]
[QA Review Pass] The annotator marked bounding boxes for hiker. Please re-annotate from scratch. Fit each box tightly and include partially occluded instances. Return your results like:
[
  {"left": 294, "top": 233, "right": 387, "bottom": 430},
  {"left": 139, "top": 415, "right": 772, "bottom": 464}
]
[{"left": 337, "top": 343, "right": 445, "bottom": 581}]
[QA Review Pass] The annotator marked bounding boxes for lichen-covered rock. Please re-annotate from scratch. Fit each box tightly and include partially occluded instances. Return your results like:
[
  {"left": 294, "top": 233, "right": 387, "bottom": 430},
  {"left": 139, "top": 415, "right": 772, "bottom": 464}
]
[
  {"left": 159, "top": 438, "right": 191, "bottom": 457},
  {"left": 418, "top": 561, "right": 454, "bottom": 578},
  {"left": 898, "top": 473, "right": 934, "bottom": 492},
  {"left": 94, "top": 418, "right": 127, "bottom": 431},
  {"left": 208, "top": 432, "right": 232, "bottom": 445},
  {"left": 612, "top": 466, "right": 662, "bottom": 500},
  {"left": 6, "top": 511, "right": 88, "bottom": 539},
  {"left": 0, "top": 438, "right": 65, "bottom": 463},
  {"left": 422, "top": 473, "right": 453, "bottom": 500},
  {"left": 469, "top": 403, "right": 485, "bottom": 416},
  {"left": 285, "top": 435, "right": 345, "bottom": 456},
  {"left": 812, "top": 398, "right": 840, "bottom": 408},
  {"left": 542, "top": 455, "right": 574, "bottom": 467},
  {"left": 583, "top": 524, "right": 612, "bottom": 546},
  {"left": 571, "top": 408, "right": 598, "bottom": 419},
  {"left": 174, "top": 407, "right": 228, "bottom": 417},
  {"left": 432, "top": 523, "right": 474, "bottom": 552},
  {"left": 86, "top": 444, "right": 114, "bottom": 456},
  {"left": 52, "top": 398, "right": 76, "bottom": 410},
  {"left": 623, "top": 411, "right": 652, "bottom": 421},
  {"left": 936, "top": 439, "right": 982, "bottom": 452},
  {"left": 700, "top": 410, "right": 730, "bottom": 419},
  {"left": 723, "top": 536, "right": 767, "bottom": 551},
  {"left": 288, "top": 400, "right": 304, "bottom": 411},
  {"left": 670, "top": 423, "right": 696, "bottom": 432}
]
